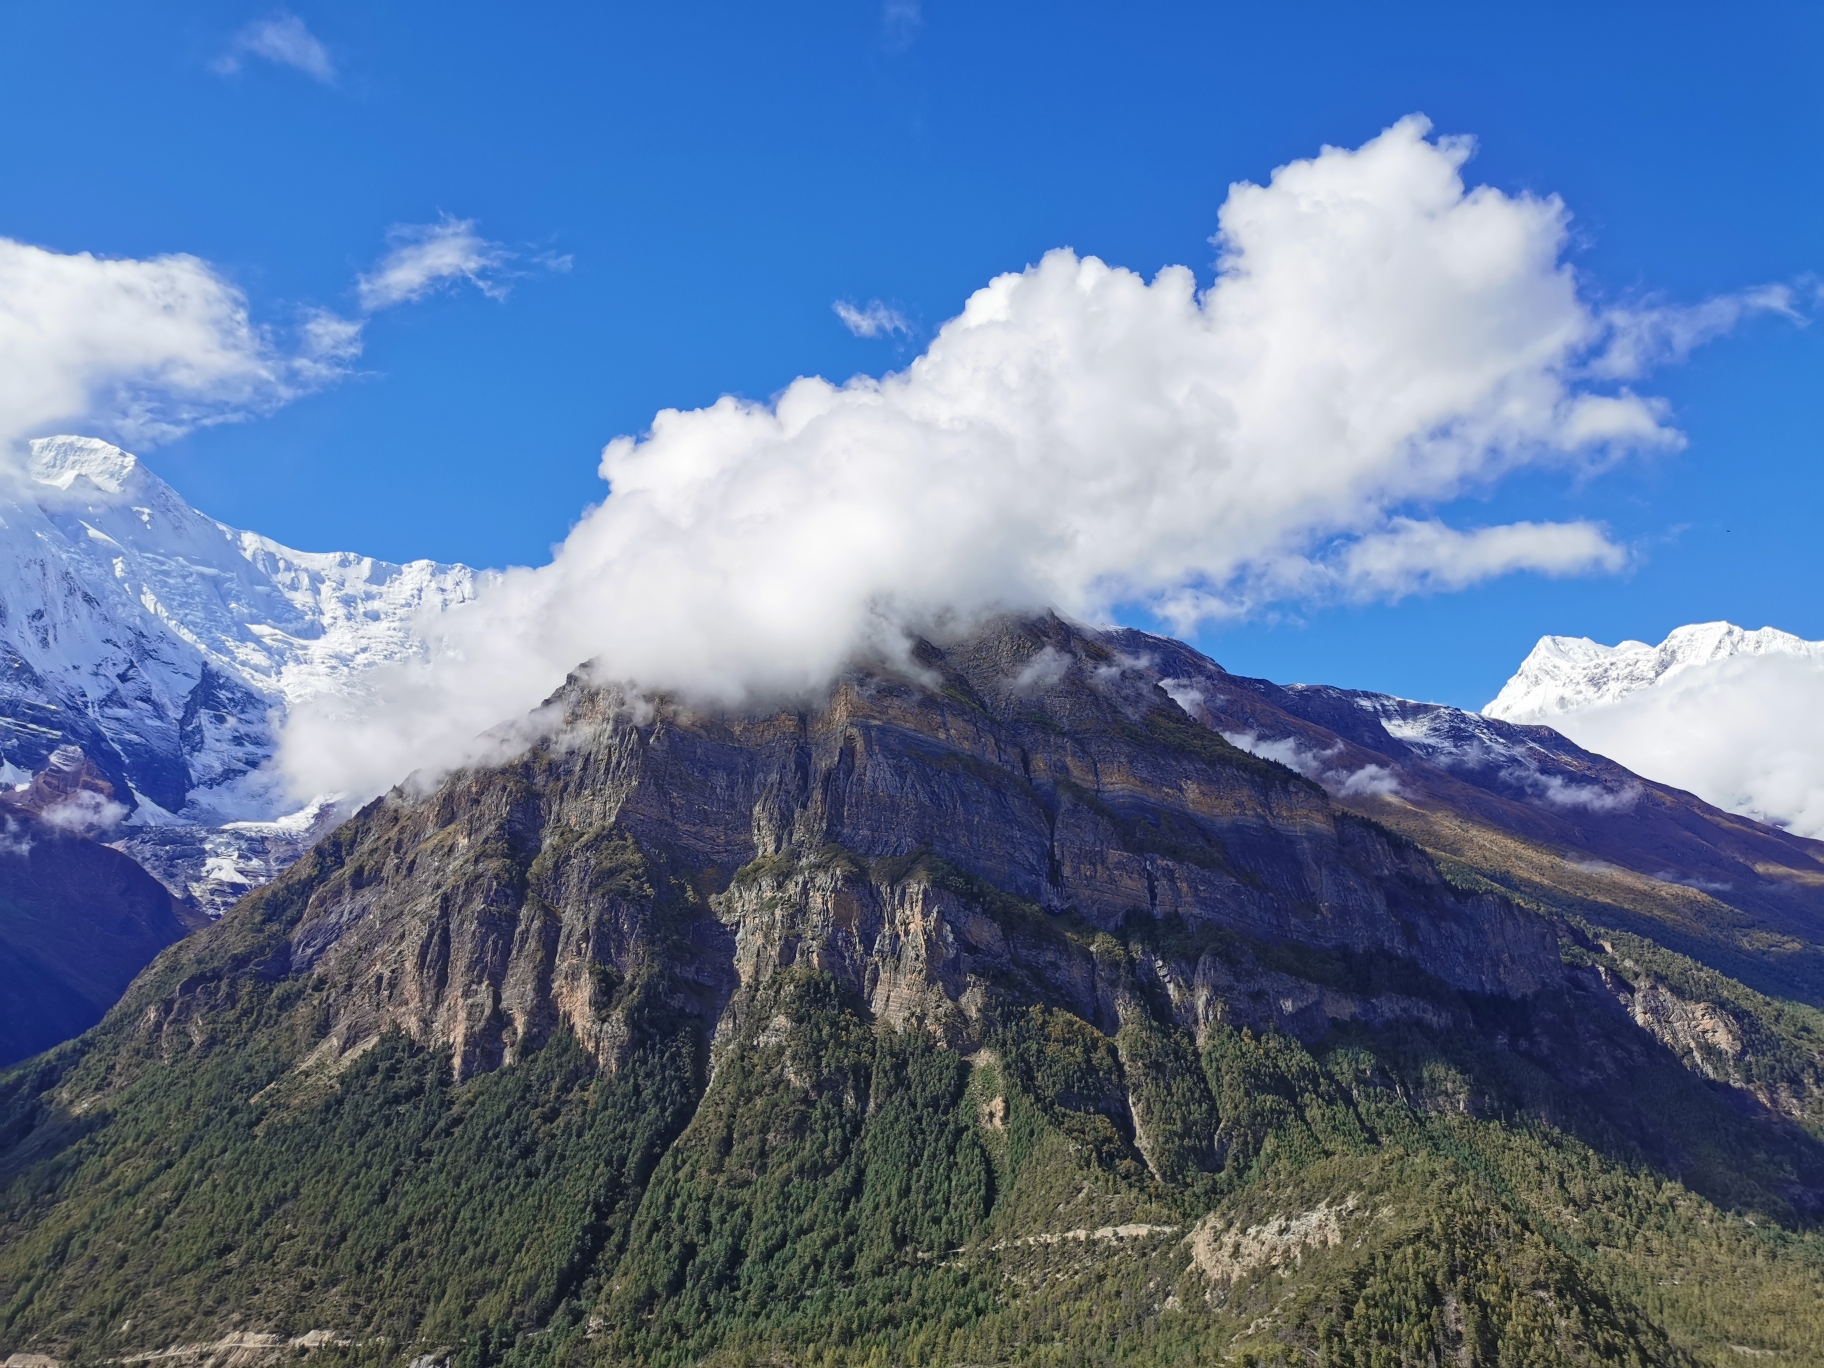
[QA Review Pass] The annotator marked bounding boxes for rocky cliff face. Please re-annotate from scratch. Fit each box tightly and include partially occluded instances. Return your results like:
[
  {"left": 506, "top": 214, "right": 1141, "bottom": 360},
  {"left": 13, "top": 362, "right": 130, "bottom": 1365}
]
[
  {"left": 0, "top": 744, "right": 123, "bottom": 833},
  {"left": 218, "top": 615, "right": 1560, "bottom": 1087}
]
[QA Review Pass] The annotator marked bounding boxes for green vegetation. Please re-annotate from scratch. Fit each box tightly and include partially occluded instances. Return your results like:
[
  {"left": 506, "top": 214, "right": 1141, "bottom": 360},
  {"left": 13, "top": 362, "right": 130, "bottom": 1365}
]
[
  {"left": 0, "top": 986, "right": 701, "bottom": 1357},
  {"left": 10, "top": 788, "right": 1824, "bottom": 1366},
  {"left": 9, "top": 920, "right": 1824, "bottom": 1366}
]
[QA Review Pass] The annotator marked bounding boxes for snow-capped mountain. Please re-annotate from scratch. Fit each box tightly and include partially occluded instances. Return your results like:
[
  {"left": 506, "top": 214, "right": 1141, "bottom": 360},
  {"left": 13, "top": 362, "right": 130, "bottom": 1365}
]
[
  {"left": 1483, "top": 621, "right": 1824, "bottom": 840},
  {"left": 0, "top": 435, "right": 478, "bottom": 816},
  {"left": 0, "top": 436, "right": 480, "bottom": 910},
  {"left": 1484, "top": 621, "right": 1824, "bottom": 723}
]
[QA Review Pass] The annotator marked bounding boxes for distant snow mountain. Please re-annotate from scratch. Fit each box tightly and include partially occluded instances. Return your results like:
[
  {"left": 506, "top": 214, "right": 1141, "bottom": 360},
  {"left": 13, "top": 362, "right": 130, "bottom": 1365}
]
[
  {"left": 1484, "top": 621, "right": 1824, "bottom": 723},
  {"left": 1485, "top": 621, "right": 1824, "bottom": 839},
  {"left": 0, "top": 436, "right": 480, "bottom": 910}
]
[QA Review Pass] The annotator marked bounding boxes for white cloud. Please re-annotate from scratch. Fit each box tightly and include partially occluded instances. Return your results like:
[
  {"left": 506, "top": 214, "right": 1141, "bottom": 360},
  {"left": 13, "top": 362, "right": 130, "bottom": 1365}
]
[
  {"left": 0, "top": 215, "right": 542, "bottom": 472},
  {"left": 834, "top": 299, "right": 911, "bottom": 338},
  {"left": 213, "top": 13, "right": 336, "bottom": 83},
  {"left": 37, "top": 789, "right": 129, "bottom": 836},
  {"left": 1335, "top": 517, "right": 1628, "bottom": 600},
  {"left": 296, "top": 307, "right": 365, "bottom": 376},
  {"left": 0, "top": 237, "right": 348, "bottom": 456},
  {"left": 1223, "top": 732, "right": 1402, "bottom": 799},
  {"left": 276, "top": 116, "right": 1773, "bottom": 802},
  {"left": 356, "top": 217, "right": 511, "bottom": 312},
  {"left": 1592, "top": 285, "right": 1799, "bottom": 380},
  {"left": 882, "top": 0, "right": 922, "bottom": 50},
  {"left": 1531, "top": 652, "right": 1824, "bottom": 837}
]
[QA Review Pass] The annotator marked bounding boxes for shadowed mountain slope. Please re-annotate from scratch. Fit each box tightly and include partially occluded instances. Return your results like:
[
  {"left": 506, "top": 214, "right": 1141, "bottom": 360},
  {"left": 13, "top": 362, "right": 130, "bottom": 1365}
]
[
  {"left": 0, "top": 809, "right": 188, "bottom": 1067},
  {"left": 1111, "top": 629, "right": 1824, "bottom": 1008}
]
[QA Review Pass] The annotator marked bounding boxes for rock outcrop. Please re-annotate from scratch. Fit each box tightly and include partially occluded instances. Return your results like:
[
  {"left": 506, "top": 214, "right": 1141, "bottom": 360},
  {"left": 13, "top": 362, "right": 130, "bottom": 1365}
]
[
  {"left": 128, "top": 615, "right": 1562, "bottom": 1083},
  {"left": 0, "top": 745, "right": 122, "bottom": 834}
]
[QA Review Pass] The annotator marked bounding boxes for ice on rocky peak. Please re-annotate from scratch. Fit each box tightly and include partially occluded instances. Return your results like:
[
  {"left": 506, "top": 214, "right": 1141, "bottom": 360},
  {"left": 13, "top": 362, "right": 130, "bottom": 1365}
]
[
  {"left": 1485, "top": 621, "right": 1824, "bottom": 723},
  {"left": 28, "top": 434, "right": 145, "bottom": 496}
]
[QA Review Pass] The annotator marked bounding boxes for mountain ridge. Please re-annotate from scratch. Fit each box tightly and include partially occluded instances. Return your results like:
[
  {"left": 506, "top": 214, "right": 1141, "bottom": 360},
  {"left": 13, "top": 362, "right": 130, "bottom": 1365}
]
[
  {"left": 9, "top": 613, "right": 1824, "bottom": 1365},
  {"left": 0, "top": 805, "right": 187, "bottom": 1067}
]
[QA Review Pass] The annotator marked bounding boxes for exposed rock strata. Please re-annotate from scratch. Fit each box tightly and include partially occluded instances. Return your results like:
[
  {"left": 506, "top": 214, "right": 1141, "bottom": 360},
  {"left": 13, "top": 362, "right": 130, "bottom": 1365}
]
[{"left": 128, "top": 616, "right": 1563, "bottom": 1085}]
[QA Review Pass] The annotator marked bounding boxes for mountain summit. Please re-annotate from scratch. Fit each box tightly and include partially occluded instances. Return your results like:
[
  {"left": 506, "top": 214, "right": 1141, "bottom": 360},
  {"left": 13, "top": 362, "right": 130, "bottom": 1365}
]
[
  {"left": 1484, "top": 621, "right": 1824, "bottom": 840},
  {"left": 0, "top": 436, "right": 479, "bottom": 911},
  {"left": 1485, "top": 620, "right": 1824, "bottom": 723}
]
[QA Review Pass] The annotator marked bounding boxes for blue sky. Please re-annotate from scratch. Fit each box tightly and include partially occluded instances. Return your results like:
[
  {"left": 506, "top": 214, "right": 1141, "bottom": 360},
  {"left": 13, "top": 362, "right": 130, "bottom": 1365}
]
[{"left": 2, "top": 0, "right": 1818, "bottom": 709}]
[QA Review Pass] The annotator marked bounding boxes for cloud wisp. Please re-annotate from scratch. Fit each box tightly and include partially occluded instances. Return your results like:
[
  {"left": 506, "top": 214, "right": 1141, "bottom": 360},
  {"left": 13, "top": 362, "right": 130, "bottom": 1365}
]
[
  {"left": 357, "top": 217, "right": 513, "bottom": 312},
  {"left": 881, "top": 0, "right": 922, "bottom": 51},
  {"left": 1222, "top": 732, "right": 1402, "bottom": 800},
  {"left": 1336, "top": 518, "right": 1629, "bottom": 601},
  {"left": 834, "top": 299, "right": 912, "bottom": 338},
  {"left": 0, "top": 237, "right": 348, "bottom": 457},
  {"left": 0, "top": 215, "right": 542, "bottom": 467},
  {"left": 277, "top": 116, "right": 1792, "bottom": 802},
  {"left": 213, "top": 13, "right": 336, "bottom": 83}
]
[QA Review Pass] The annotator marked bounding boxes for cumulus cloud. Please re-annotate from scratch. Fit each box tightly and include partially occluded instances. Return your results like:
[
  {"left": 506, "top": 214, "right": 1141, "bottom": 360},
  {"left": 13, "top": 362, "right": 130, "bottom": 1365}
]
[
  {"left": 0, "top": 236, "right": 349, "bottom": 457},
  {"left": 213, "top": 13, "right": 336, "bottom": 83},
  {"left": 277, "top": 116, "right": 1777, "bottom": 802},
  {"left": 834, "top": 299, "right": 911, "bottom": 338},
  {"left": 1542, "top": 653, "right": 1824, "bottom": 838},
  {"left": 356, "top": 217, "right": 511, "bottom": 312}
]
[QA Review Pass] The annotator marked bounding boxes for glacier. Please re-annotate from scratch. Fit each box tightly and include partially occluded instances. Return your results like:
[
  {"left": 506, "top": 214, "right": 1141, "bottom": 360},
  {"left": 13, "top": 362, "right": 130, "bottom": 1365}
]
[{"left": 0, "top": 436, "right": 479, "bottom": 912}]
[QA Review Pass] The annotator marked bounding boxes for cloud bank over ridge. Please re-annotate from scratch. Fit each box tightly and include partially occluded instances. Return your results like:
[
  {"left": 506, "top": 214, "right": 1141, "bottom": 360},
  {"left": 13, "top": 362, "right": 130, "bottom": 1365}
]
[
  {"left": 1544, "top": 654, "right": 1824, "bottom": 839},
  {"left": 278, "top": 116, "right": 1786, "bottom": 802}
]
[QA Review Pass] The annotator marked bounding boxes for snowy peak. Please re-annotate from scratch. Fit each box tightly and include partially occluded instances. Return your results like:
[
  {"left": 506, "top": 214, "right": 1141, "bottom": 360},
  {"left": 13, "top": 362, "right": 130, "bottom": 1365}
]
[
  {"left": 27, "top": 434, "right": 146, "bottom": 497},
  {"left": 1484, "top": 621, "right": 1824, "bottom": 723},
  {"left": 0, "top": 436, "right": 480, "bottom": 825}
]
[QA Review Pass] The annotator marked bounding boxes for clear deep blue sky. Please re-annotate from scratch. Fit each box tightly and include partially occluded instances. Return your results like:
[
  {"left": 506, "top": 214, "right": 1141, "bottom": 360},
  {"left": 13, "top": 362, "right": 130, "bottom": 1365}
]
[{"left": 2, "top": 0, "right": 1819, "bottom": 708}]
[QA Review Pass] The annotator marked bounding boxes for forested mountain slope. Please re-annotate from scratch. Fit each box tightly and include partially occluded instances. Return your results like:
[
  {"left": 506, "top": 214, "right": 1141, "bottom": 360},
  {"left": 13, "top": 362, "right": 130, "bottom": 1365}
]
[{"left": 6, "top": 615, "right": 1824, "bottom": 1367}]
